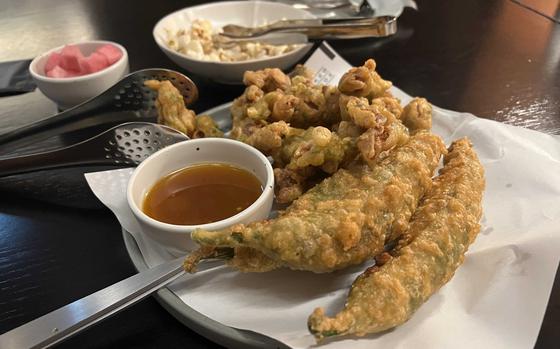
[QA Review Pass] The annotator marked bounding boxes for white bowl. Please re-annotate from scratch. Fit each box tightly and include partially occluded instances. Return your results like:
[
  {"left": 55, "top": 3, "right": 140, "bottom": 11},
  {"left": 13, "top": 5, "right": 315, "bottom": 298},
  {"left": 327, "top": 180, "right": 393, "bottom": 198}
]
[
  {"left": 29, "top": 40, "right": 129, "bottom": 109},
  {"left": 153, "top": 1, "right": 314, "bottom": 84},
  {"left": 127, "top": 138, "right": 274, "bottom": 254}
]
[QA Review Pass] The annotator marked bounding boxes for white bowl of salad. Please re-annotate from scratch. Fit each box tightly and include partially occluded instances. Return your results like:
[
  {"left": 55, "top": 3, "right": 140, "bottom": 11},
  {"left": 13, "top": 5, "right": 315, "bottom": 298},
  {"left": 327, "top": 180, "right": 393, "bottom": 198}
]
[{"left": 153, "top": 1, "right": 314, "bottom": 84}]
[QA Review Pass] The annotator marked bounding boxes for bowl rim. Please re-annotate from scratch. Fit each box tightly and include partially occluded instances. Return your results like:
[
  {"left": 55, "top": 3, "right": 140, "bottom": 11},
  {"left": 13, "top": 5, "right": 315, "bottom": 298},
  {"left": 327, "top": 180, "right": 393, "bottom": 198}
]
[
  {"left": 152, "top": 0, "right": 315, "bottom": 66},
  {"left": 127, "top": 137, "right": 275, "bottom": 233},
  {"left": 29, "top": 40, "right": 129, "bottom": 83}
]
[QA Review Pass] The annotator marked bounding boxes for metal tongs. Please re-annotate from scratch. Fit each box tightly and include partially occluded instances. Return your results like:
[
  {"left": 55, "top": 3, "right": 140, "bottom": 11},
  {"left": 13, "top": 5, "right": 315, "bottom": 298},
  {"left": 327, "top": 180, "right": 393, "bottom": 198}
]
[{"left": 220, "top": 16, "right": 397, "bottom": 40}]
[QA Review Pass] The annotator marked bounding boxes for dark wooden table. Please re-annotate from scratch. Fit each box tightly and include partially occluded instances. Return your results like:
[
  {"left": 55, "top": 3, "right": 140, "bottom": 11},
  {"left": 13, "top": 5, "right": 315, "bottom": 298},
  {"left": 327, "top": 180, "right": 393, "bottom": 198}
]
[{"left": 1, "top": 0, "right": 558, "bottom": 348}]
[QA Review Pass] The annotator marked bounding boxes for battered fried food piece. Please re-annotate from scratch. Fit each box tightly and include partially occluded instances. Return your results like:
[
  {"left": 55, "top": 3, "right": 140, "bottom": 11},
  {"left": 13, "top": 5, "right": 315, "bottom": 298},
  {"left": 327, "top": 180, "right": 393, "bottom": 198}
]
[
  {"left": 277, "top": 76, "right": 341, "bottom": 128},
  {"left": 145, "top": 80, "right": 197, "bottom": 136},
  {"left": 277, "top": 126, "right": 350, "bottom": 172},
  {"left": 340, "top": 96, "right": 400, "bottom": 129},
  {"left": 356, "top": 121, "right": 409, "bottom": 167},
  {"left": 269, "top": 126, "right": 351, "bottom": 204},
  {"left": 274, "top": 167, "right": 307, "bottom": 204},
  {"left": 371, "top": 96, "right": 403, "bottom": 120},
  {"left": 192, "top": 115, "right": 224, "bottom": 138},
  {"left": 188, "top": 132, "right": 446, "bottom": 273},
  {"left": 229, "top": 114, "right": 263, "bottom": 142},
  {"left": 339, "top": 95, "right": 410, "bottom": 167},
  {"left": 338, "top": 59, "right": 392, "bottom": 99},
  {"left": 273, "top": 111, "right": 409, "bottom": 204},
  {"left": 184, "top": 245, "right": 283, "bottom": 273},
  {"left": 333, "top": 121, "right": 363, "bottom": 139},
  {"left": 243, "top": 68, "right": 291, "bottom": 92},
  {"left": 227, "top": 247, "right": 284, "bottom": 272},
  {"left": 183, "top": 246, "right": 235, "bottom": 273},
  {"left": 271, "top": 93, "right": 299, "bottom": 122},
  {"left": 230, "top": 85, "right": 265, "bottom": 125},
  {"left": 401, "top": 97, "right": 433, "bottom": 132},
  {"left": 234, "top": 70, "right": 341, "bottom": 129},
  {"left": 146, "top": 80, "right": 225, "bottom": 138},
  {"left": 308, "top": 138, "right": 484, "bottom": 339},
  {"left": 238, "top": 121, "right": 294, "bottom": 154}
]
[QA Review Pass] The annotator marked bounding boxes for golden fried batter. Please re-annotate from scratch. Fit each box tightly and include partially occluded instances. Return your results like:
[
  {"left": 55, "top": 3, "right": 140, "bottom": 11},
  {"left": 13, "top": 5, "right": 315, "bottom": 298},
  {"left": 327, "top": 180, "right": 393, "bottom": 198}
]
[
  {"left": 356, "top": 120, "right": 409, "bottom": 167},
  {"left": 271, "top": 94, "right": 299, "bottom": 122},
  {"left": 284, "top": 76, "right": 341, "bottom": 128},
  {"left": 401, "top": 97, "right": 433, "bottom": 132},
  {"left": 308, "top": 138, "right": 484, "bottom": 339},
  {"left": 371, "top": 96, "right": 403, "bottom": 119},
  {"left": 341, "top": 96, "right": 399, "bottom": 129},
  {"left": 233, "top": 70, "right": 342, "bottom": 130},
  {"left": 145, "top": 80, "right": 197, "bottom": 137},
  {"left": 338, "top": 59, "right": 392, "bottom": 99},
  {"left": 230, "top": 85, "right": 265, "bottom": 124},
  {"left": 192, "top": 115, "right": 224, "bottom": 138},
  {"left": 277, "top": 126, "right": 350, "bottom": 172},
  {"left": 243, "top": 68, "right": 291, "bottom": 92},
  {"left": 333, "top": 121, "right": 363, "bottom": 139},
  {"left": 268, "top": 126, "right": 354, "bottom": 203},
  {"left": 274, "top": 167, "right": 307, "bottom": 204},
  {"left": 146, "top": 80, "right": 224, "bottom": 139},
  {"left": 188, "top": 132, "right": 446, "bottom": 273},
  {"left": 227, "top": 247, "right": 284, "bottom": 272},
  {"left": 238, "top": 121, "right": 294, "bottom": 154}
]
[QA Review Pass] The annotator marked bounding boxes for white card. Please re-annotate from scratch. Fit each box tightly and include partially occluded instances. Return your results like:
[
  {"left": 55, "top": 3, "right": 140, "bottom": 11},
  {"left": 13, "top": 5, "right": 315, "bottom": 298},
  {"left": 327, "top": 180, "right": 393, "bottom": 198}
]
[{"left": 304, "top": 42, "right": 352, "bottom": 85}]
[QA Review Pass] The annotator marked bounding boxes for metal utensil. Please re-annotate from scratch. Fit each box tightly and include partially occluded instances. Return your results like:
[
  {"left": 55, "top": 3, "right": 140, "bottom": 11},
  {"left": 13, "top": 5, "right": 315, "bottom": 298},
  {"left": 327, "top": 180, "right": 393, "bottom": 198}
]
[
  {"left": 288, "top": 0, "right": 352, "bottom": 10},
  {"left": 215, "top": 32, "right": 310, "bottom": 48},
  {"left": 288, "top": 0, "right": 374, "bottom": 13},
  {"left": 0, "top": 69, "right": 197, "bottom": 152},
  {"left": 220, "top": 16, "right": 397, "bottom": 39},
  {"left": 280, "top": 0, "right": 374, "bottom": 16},
  {"left": 0, "top": 122, "right": 188, "bottom": 177},
  {"left": 0, "top": 256, "right": 225, "bottom": 349}
]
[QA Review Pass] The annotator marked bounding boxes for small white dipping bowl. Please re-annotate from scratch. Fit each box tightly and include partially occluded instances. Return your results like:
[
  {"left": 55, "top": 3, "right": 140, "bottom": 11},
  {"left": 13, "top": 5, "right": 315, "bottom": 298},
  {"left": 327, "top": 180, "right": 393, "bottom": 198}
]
[
  {"left": 29, "top": 40, "right": 129, "bottom": 109},
  {"left": 153, "top": 1, "right": 314, "bottom": 84},
  {"left": 127, "top": 138, "right": 274, "bottom": 254}
]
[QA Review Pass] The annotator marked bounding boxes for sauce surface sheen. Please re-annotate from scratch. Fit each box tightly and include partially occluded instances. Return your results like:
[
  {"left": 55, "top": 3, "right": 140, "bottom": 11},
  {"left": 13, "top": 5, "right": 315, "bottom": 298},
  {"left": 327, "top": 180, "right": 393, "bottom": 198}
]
[{"left": 143, "top": 163, "right": 262, "bottom": 225}]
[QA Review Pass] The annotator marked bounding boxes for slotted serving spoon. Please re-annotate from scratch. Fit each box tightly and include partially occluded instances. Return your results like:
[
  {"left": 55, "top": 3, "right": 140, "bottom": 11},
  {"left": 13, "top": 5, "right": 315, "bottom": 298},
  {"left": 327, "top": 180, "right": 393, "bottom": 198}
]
[
  {"left": 0, "top": 69, "right": 197, "bottom": 152},
  {"left": 0, "top": 122, "right": 188, "bottom": 177}
]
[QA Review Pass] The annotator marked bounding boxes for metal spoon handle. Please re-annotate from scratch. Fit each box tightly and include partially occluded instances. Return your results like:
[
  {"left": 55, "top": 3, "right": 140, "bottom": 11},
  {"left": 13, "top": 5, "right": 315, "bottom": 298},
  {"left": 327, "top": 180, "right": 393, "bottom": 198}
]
[
  {"left": 0, "top": 104, "right": 105, "bottom": 148},
  {"left": 0, "top": 257, "right": 186, "bottom": 349},
  {"left": 0, "top": 144, "right": 101, "bottom": 177}
]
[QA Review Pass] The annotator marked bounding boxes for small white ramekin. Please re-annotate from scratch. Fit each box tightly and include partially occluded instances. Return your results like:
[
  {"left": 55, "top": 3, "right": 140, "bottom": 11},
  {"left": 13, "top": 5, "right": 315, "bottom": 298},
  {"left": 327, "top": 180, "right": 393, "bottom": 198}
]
[
  {"left": 127, "top": 138, "right": 274, "bottom": 254},
  {"left": 29, "top": 40, "right": 129, "bottom": 109}
]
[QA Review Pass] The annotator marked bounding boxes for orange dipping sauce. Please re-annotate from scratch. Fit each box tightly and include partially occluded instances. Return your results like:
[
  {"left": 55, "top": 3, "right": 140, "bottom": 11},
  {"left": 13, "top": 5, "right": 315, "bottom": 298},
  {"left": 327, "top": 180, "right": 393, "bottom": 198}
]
[{"left": 142, "top": 163, "right": 262, "bottom": 225}]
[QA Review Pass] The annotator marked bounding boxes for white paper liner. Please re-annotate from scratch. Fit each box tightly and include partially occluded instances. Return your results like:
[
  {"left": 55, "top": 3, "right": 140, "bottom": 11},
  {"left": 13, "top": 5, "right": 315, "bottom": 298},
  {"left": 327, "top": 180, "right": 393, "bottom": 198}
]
[{"left": 85, "top": 46, "right": 560, "bottom": 348}]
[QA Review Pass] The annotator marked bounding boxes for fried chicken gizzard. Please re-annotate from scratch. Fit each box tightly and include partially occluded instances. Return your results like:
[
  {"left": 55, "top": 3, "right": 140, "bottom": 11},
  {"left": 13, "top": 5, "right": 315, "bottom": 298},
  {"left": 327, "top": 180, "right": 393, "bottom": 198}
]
[{"left": 230, "top": 59, "right": 430, "bottom": 204}]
